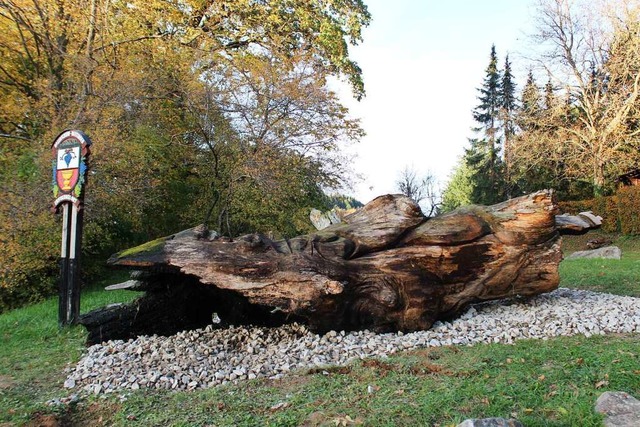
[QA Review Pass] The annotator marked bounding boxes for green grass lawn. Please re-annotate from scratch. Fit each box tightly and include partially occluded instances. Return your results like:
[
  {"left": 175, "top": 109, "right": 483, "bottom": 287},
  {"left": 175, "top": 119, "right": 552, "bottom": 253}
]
[
  {"left": 70, "top": 335, "right": 637, "bottom": 427},
  {"left": 0, "top": 274, "right": 140, "bottom": 425},
  {"left": 560, "top": 231, "right": 640, "bottom": 297},
  {"left": 1, "top": 234, "right": 639, "bottom": 426}
]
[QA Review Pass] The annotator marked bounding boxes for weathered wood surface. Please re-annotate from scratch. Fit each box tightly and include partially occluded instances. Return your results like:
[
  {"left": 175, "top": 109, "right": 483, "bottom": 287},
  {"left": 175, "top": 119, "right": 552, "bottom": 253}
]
[
  {"left": 555, "top": 211, "right": 603, "bottom": 233},
  {"left": 94, "top": 190, "right": 582, "bottom": 342}
]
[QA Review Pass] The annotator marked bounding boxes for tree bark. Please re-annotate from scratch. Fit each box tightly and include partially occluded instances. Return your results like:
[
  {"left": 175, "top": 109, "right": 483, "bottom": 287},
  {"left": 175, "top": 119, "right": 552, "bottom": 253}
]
[{"left": 86, "top": 190, "right": 591, "bottom": 344}]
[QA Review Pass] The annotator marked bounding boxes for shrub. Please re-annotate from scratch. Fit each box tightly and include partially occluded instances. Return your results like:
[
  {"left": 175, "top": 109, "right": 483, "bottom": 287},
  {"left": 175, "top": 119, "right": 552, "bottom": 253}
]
[
  {"left": 617, "top": 186, "right": 640, "bottom": 234},
  {"left": 557, "top": 186, "right": 640, "bottom": 235},
  {"left": 0, "top": 195, "right": 59, "bottom": 313}
]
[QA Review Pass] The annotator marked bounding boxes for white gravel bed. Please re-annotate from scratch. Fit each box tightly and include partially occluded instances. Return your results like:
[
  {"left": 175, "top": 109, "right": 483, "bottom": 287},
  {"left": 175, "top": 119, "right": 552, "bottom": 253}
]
[{"left": 64, "top": 288, "right": 640, "bottom": 395}]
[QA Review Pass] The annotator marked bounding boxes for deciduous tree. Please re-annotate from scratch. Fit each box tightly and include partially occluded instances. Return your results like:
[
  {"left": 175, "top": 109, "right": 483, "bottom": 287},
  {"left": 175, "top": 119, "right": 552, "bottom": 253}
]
[
  {"left": 395, "top": 166, "right": 439, "bottom": 217},
  {"left": 0, "top": 0, "right": 369, "bottom": 309},
  {"left": 524, "top": 0, "right": 640, "bottom": 195}
]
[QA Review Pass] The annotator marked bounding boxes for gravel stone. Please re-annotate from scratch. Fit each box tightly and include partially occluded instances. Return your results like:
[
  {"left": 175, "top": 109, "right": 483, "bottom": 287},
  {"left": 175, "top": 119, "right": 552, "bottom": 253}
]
[{"left": 64, "top": 288, "right": 640, "bottom": 394}]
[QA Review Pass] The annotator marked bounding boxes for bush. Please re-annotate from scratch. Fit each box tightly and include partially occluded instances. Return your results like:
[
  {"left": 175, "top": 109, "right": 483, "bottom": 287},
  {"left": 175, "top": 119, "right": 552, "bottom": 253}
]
[
  {"left": 617, "top": 186, "right": 640, "bottom": 234},
  {"left": 0, "top": 198, "right": 59, "bottom": 313},
  {"left": 558, "top": 186, "right": 640, "bottom": 235}
]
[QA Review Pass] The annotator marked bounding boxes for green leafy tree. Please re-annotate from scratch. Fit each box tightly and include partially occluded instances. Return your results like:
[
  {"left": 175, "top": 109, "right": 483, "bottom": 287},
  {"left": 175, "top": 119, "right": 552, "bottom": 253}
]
[
  {"left": 0, "top": 0, "right": 369, "bottom": 310},
  {"left": 184, "top": 52, "right": 365, "bottom": 238},
  {"left": 440, "top": 158, "right": 474, "bottom": 213}
]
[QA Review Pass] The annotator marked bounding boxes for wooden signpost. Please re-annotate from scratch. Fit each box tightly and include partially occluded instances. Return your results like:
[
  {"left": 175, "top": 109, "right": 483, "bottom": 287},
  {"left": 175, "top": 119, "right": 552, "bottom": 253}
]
[{"left": 52, "top": 130, "right": 92, "bottom": 327}]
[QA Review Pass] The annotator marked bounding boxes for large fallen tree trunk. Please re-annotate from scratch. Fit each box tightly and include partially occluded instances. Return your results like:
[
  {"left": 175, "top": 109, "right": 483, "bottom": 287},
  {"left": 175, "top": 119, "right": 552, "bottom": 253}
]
[{"left": 81, "top": 190, "right": 600, "bottom": 344}]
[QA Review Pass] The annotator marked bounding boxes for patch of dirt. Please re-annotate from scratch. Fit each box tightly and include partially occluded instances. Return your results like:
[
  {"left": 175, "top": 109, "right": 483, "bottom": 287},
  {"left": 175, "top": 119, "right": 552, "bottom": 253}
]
[
  {"left": 307, "top": 366, "right": 352, "bottom": 375},
  {"left": 0, "top": 375, "right": 15, "bottom": 390},
  {"left": 24, "top": 413, "right": 60, "bottom": 427},
  {"left": 406, "top": 347, "right": 445, "bottom": 360},
  {"left": 360, "top": 359, "right": 394, "bottom": 371},
  {"left": 409, "top": 361, "right": 454, "bottom": 377},
  {"left": 360, "top": 359, "right": 396, "bottom": 377},
  {"left": 65, "top": 401, "right": 121, "bottom": 426},
  {"left": 298, "top": 411, "right": 328, "bottom": 427}
]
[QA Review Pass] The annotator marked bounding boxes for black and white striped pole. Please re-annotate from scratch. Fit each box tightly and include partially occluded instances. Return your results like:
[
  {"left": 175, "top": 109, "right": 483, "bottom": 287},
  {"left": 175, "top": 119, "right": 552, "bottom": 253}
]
[{"left": 52, "top": 130, "right": 91, "bottom": 327}]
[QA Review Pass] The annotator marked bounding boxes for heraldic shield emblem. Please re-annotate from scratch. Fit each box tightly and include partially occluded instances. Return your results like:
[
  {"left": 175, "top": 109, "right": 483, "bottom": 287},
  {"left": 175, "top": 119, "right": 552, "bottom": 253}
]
[{"left": 52, "top": 130, "right": 91, "bottom": 207}]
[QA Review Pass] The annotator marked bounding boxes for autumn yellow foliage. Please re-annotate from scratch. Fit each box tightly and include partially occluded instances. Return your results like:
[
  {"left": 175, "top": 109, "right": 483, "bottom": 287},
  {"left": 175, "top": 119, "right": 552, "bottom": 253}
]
[
  {"left": 558, "top": 186, "right": 640, "bottom": 235},
  {"left": 0, "top": 0, "right": 369, "bottom": 310}
]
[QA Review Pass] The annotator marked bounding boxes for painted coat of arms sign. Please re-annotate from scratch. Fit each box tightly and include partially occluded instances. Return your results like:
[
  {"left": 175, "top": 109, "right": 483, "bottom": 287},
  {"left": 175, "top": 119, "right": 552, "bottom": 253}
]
[
  {"left": 52, "top": 130, "right": 91, "bottom": 207},
  {"left": 52, "top": 130, "right": 92, "bottom": 326}
]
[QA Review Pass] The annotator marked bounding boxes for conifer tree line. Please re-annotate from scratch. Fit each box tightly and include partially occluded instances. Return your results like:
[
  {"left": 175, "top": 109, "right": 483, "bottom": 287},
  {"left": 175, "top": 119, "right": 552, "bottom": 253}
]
[{"left": 442, "top": 0, "right": 640, "bottom": 212}]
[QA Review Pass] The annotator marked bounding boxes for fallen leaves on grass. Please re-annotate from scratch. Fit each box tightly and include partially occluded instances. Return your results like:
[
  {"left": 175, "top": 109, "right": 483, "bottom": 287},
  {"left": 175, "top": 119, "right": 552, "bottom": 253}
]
[
  {"left": 366, "top": 384, "right": 380, "bottom": 394},
  {"left": 269, "top": 401, "right": 291, "bottom": 411},
  {"left": 25, "top": 413, "right": 59, "bottom": 427},
  {"left": 545, "top": 383, "right": 559, "bottom": 399},
  {"left": 595, "top": 374, "right": 610, "bottom": 389},
  {"left": 0, "top": 375, "right": 15, "bottom": 390},
  {"left": 409, "top": 361, "right": 454, "bottom": 376},
  {"left": 331, "top": 414, "right": 363, "bottom": 426},
  {"left": 361, "top": 359, "right": 395, "bottom": 376}
]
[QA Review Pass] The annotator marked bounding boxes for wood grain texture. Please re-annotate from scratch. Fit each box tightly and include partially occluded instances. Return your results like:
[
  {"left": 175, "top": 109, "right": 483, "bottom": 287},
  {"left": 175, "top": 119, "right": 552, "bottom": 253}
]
[{"left": 104, "top": 190, "right": 571, "bottom": 335}]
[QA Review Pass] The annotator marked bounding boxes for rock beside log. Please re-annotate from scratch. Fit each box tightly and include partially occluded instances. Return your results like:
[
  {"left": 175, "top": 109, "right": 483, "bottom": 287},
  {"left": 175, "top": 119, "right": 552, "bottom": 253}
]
[
  {"left": 84, "top": 190, "right": 580, "bottom": 344},
  {"left": 586, "top": 237, "right": 613, "bottom": 249},
  {"left": 566, "top": 246, "right": 622, "bottom": 260},
  {"left": 596, "top": 392, "right": 640, "bottom": 427}
]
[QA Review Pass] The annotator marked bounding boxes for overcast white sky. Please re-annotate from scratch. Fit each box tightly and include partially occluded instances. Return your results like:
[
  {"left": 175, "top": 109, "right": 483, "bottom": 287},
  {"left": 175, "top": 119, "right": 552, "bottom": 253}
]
[{"left": 337, "top": 0, "right": 538, "bottom": 204}]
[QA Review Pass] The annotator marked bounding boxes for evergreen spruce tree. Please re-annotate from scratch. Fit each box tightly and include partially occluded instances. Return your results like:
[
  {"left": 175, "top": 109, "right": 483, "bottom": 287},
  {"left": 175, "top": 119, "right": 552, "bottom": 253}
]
[
  {"left": 521, "top": 70, "right": 542, "bottom": 127},
  {"left": 512, "top": 70, "right": 543, "bottom": 195},
  {"left": 501, "top": 54, "right": 517, "bottom": 198},
  {"left": 501, "top": 55, "right": 517, "bottom": 133},
  {"left": 543, "top": 76, "right": 556, "bottom": 111},
  {"left": 511, "top": 71, "right": 552, "bottom": 195},
  {"left": 465, "top": 45, "right": 505, "bottom": 205}
]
